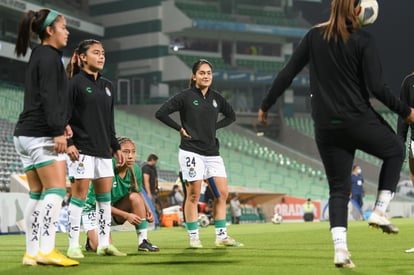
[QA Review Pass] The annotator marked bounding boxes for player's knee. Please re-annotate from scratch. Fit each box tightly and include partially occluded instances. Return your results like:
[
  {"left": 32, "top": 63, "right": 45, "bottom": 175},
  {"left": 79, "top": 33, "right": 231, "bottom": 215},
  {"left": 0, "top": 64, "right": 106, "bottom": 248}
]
[
  {"left": 187, "top": 193, "right": 200, "bottom": 203},
  {"left": 129, "top": 192, "right": 140, "bottom": 202}
]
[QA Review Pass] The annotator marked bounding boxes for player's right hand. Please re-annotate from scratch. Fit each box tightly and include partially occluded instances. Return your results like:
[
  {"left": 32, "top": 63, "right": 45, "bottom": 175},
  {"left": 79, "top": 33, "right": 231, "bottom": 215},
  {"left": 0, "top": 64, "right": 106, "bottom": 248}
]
[
  {"left": 54, "top": 135, "right": 67, "bottom": 153},
  {"left": 180, "top": 128, "right": 192, "bottom": 139},
  {"left": 258, "top": 108, "right": 268, "bottom": 126}
]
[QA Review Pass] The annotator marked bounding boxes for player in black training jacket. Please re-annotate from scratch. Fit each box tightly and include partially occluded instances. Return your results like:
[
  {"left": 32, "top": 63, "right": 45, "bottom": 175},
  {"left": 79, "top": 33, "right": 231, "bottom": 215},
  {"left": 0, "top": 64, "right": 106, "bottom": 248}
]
[
  {"left": 13, "top": 8, "right": 78, "bottom": 267},
  {"left": 65, "top": 39, "right": 125, "bottom": 258},
  {"left": 258, "top": 0, "right": 414, "bottom": 268},
  {"left": 156, "top": 59, "right": 243, "bottom": 249}
]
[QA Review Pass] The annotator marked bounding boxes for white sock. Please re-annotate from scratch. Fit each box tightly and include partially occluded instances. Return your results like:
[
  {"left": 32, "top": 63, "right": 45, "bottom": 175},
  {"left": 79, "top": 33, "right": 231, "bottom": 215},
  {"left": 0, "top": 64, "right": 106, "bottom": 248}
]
[
  {"left": 67, "top": 202, "right": 83, "bottom": 248},
  {"left": 96, "top": 201, "right": 111, "bottom": 248},
  {"left": 24, "top": 196, "right": 42, "bottom": 256},
  {"left": 331, "top": 226, "right": 348, "bottom": 252},
  {"left": 39, "top": 193, "right": 63, "bottom": 254},
  {"left": 374, "top": 190, "right": 393, "bottom": 214},
  {"left": 188, "top": 229, "right": 199, "bottom": 240},
  {"left": 138, "top": 229, "right": 148, "bottom": 244},
  {"left": 215, "top": 227, "right": 228, "bottom": 240}
]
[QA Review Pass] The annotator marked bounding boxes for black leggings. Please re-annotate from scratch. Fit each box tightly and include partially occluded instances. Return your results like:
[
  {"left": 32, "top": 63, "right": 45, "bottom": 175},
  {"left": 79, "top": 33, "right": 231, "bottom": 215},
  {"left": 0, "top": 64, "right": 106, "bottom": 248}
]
[{"left": 315, "top": 111, "right": 405, "bottom": 229}]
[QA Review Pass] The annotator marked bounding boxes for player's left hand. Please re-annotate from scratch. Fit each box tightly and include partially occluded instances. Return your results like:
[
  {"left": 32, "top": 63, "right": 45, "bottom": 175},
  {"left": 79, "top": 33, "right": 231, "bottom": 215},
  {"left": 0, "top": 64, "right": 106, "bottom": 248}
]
[
  {"left": 146, "top": 210, "right": 154, "bottom": 223},
  {"left": 126, "top": 213, "right": 142, "bottom": 225}
]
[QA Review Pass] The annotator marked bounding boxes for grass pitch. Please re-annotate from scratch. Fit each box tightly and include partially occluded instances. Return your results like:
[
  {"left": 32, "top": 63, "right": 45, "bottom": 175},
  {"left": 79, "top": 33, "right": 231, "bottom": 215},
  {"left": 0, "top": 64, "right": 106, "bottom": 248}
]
[{"left": 1, "top": 219, "right": 414, "bottom": 275}]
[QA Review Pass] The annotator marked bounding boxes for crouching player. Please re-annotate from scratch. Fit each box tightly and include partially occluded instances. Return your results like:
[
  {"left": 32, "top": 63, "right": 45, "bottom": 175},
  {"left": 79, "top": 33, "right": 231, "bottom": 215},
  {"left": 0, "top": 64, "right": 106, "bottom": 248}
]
[{"left": 82, "top": 136, "right": 159, "bottom": 253}]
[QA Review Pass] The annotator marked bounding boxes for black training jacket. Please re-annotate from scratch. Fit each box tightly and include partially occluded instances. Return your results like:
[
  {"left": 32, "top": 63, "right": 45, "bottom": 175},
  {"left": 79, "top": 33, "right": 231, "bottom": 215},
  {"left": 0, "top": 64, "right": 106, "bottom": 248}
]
[
  {"left": 155, "top": 87, "right": 235, "bottom": 156},
  {"left": 14, "top": 45, "right": 68, "bottom": 137},
  {"left": 67, "top": 70, "right": 120, "bottom": 158},
  {"left": 261, "top": 26, "right": 411, "bottom": 129}
]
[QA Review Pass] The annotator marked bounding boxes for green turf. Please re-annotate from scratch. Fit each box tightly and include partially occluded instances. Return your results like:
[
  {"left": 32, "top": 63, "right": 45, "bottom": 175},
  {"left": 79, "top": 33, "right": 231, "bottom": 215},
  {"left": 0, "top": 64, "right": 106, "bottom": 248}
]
[{"left": 2, "top": 220, "right": 414, "bottom": 274}]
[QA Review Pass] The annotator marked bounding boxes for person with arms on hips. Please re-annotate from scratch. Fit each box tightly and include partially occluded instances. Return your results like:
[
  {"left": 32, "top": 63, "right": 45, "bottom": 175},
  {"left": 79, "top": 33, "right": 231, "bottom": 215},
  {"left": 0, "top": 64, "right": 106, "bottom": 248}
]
[
  {"left": 258, "top": 0, "right": 414, "bottom": 268},
  {"left": 13, "top": 9, "right": 78, "bottom": 267},
  {"left": 65, "top": 39, "right": 126, "bottom": 258},
  {"left": 350, "top": 165, "right": 365, "bottom": 209},
  {"left": 230, "top": 193, "right": 242, "bottom": 224},
  {"left": 303, "top": 198, "right": 315, "bottom": 222},
  {"left": 82, "top": 136, "right": 159, "bottom": 253},
  {"left": 156, "top": 59, "right": 243, "bottom": 248}
]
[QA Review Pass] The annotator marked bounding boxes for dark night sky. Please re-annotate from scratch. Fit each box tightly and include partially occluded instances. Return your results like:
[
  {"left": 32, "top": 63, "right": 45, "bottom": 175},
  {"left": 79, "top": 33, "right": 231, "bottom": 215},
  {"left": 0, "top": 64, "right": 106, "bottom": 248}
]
[{"left": 295, "top": 0, "right": 414, "bottom": 95}]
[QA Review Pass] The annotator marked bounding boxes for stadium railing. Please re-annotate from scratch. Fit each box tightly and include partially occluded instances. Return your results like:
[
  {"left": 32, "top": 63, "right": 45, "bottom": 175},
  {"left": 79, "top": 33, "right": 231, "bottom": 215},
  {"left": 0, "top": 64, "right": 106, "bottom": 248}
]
[{"left": 115, "top": 110, "right": 329, "bottom": 200}]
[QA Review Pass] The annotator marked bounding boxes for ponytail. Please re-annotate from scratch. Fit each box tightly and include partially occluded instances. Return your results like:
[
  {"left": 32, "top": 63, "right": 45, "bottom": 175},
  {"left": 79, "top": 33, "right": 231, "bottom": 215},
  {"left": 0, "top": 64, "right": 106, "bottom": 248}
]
[
  {"left": 128, "top": 167, "right": 139, "bottom": 193},
  {"left": 15, "top": 9, "right": 60, "bottom": 57},
  {"left": 320, "top": 0, "right": 360, "bottom": 43},
  {"left": 66, "top": 39, "right": 102, "bottom": 79},
  {"left": 15, "top": 10, "right": 36, "bottom": 57},
  {"left": 66, "top": 48, "right": 80, "bottom": 79}
]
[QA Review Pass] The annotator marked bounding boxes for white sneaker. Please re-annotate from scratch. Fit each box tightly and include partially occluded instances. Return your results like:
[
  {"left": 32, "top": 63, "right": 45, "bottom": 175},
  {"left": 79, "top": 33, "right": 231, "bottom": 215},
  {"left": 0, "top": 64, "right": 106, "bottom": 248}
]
[
  {"left": 96, "top": 244, "right": 127, "bottom": 256},
  {"left": 405, "top": 247, "right": 414, "bottom": 253},
  {"left": 368, "top": 211, "right": 399, "bottom": 234},
  {"left": 67, "top": 246, "right": 84, "bottom": 259},
  {"left": 215, "top": 236, "right": 244, "bottom": 247},
  {"left": 334, "top": 248, "right": 355, "bottom": 268},
  {"left": 189, "top": 238, "right": 203, "bottom": 248}
]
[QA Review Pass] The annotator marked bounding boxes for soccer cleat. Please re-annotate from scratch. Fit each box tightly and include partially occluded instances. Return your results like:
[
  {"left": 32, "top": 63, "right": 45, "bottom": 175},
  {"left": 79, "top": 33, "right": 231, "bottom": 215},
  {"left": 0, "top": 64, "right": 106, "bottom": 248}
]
[
  {"left": 334, "top": 248, "right": 355, "bottom": 268},
  {"left": 67, "top": 246, "right": 84, "bottom": 259},
  {"left": 368, "top": 211, "right": 399, "bottom": 234},
  {"left": 405, "top": 247, "right": 414, "bottom": 253},
  {"left": 37, "top": 249, "right": 79, "bottom": 266},
  {"left": 215, "top": 236, "right": 244, "bottom": 247},
  {"left": 96, "top": 244, "right": 127, "bottom": 256},
  {"left": 138, "top": 239, "right": 160, "bottom": 252},
  {"left": 189, "top": 238, "right": 203, "bottom": 248},
  {"left": 22, "top": 253, "right": 37, "bottom": 266}
]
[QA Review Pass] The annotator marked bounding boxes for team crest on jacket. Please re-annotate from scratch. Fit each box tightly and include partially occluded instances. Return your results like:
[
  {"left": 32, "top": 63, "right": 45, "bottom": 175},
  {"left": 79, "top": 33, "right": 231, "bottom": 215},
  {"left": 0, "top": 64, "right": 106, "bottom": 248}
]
[
  {"left": 105, "top": 87, "right": 111, "bottom": 96},
  {"left": 212, "top": 99, "right": 218, "bottom": 108}
]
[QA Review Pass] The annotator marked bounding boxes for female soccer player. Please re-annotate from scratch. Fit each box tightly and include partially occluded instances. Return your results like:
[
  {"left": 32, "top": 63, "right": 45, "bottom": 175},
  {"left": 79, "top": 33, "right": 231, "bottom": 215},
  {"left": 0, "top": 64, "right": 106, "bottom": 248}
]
[
  {"left": 155, "top": 59, "right": 243, "bottom": 248},
  {"left": 258, "top": 0, "right": 414, "bottom": 268},
  {"left": 65, "top": 39, "right": 125, "bottom": 258},
  {"left": 81, "top": 136, "right": 159, "bottom": 252},
  {"left": 397, "top": 72, "right": 414, "bottom": 253},
  {"left": 13, "top": 9, "right": 78, "bottom": 266},
  {"left": 397, "top": 72, "right": 414, "bottom": 185}
]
